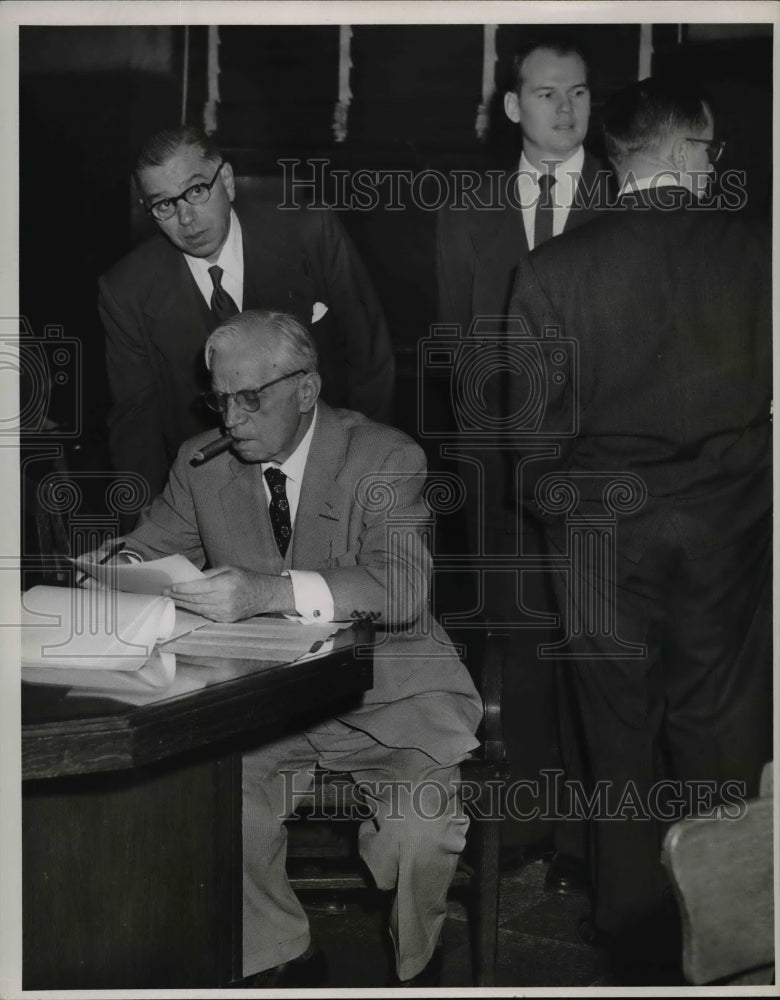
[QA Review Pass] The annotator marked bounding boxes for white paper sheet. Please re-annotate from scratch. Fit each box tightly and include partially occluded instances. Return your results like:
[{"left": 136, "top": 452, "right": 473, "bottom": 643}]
[
  {"left": 21, "top": 585, "right": 177, "bottom": 671},
  {"left": 71, "top": 553, "right": 205, "bottom": 596},
  {"left": 24, "top": 648, "right": 177, "bottom": 693}
]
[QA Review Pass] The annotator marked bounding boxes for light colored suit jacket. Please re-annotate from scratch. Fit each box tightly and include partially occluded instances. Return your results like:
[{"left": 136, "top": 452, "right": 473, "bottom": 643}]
[{"left": 126, "top": 402, "right": 482, "bottom": 765}]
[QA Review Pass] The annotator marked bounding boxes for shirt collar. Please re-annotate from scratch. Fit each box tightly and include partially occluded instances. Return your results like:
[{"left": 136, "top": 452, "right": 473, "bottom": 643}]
[
  {"left": 519, "top": 144, "right": 584, "bottom": 182},
  {"left": 618, "top": 172, "right": 688, "bottom": 196},
  {"left": 263, "top": 404, "right": 318, "bottom": 485}
]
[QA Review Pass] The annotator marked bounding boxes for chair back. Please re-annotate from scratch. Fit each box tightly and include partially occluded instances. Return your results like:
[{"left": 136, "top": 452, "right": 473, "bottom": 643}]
[{"left": 661, "top": 762, "right": 774, "bottom": 984}]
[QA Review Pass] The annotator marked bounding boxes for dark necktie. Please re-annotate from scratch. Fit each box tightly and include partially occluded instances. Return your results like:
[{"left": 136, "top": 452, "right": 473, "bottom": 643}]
[
  {"left": 264, "top": 466, "right": 292, "bottom": 557},
  {"left": 208, "top": 265, "right": 239, "bottom": 324},
  {"left": 533, "top": 173, "right": 557, "bottom": 249}
]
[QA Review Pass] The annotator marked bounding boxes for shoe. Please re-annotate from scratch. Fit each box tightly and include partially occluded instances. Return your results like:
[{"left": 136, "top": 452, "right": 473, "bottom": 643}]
[
  {"left": 238, "top": 943, "right": 328, "bottom": 988},
  {"left": 395, "top": 943, "right": 443, "bottom": 987},
  {"left": 544, "top": 852, "right": 589, "bottom": 895}
]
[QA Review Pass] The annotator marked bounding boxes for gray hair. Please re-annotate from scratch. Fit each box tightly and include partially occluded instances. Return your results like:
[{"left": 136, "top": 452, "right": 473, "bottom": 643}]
[
  {"left": 204, "top": 309, "right": 319, "bottom": 374},
  {"left": 604, "top": 77, "right": 711, "bottom": 165}
]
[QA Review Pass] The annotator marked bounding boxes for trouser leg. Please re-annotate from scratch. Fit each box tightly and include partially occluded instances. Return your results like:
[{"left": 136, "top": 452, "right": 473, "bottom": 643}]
[
  {"left": 241, "top": 733, "right": 318, "bottom": 977},
  {"left": 663, "top": 519, "right": 773, "bottom": 802},
  {"left": 323, "top": 740, "right": 468, "bottom": 981},
  {"left": 546, "top": 535, "right": 668, "bottom": 934}
]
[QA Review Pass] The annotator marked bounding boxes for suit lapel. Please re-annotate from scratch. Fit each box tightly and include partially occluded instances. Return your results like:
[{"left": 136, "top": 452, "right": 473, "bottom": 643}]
[
  {"left": 473, "top": 196, "right": 529, "bottom": 318},
  {"left": 239, "top": 205, "right": 317, "bottom": 319},
  {"left": 142, "top": 244, "right": 213, "bottom": 363},
  {"left": 220, "top": 457, "right": 285, "bottom": 574},
  {"left": 289, "top": 404, "right": 347, "bottom": 571}
]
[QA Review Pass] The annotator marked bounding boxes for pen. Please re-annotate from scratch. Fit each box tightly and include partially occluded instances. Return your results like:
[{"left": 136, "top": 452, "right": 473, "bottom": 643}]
[{"left": 98, "top": 540, "right": 127, "bottom": 565}]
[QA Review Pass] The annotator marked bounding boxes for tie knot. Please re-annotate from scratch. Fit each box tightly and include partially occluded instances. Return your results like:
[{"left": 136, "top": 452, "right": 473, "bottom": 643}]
[
  {"left": 264, "top": 466, "right": 287, "bottom": 492},
  {"left": 538, "top": 173, "right": 556, "bottom": 198},
  {"left": 208, "top": 264, "right": 224, "bottom": 289}
]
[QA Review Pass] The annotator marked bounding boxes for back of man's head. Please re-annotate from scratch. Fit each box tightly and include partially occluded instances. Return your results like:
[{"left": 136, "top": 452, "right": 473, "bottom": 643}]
[
  {"left": 604, "top": 77, "right": 710, "bottom": 168},
  {"left": 204, "top": 309, "right": 319, "bottom": 375},
  {"left": 133, "top": 125, "right": 222, "bottom": 185}
]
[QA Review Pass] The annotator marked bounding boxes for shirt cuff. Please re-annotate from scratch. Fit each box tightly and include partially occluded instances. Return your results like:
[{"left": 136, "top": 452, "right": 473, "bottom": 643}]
[{"left": 284, "top": 570, "right": 335, "bottom": 623}]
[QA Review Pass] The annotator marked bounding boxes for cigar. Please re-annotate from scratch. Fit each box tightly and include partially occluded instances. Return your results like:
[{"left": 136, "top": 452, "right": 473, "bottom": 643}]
[{"left": 191, "top": 434, "right": 233, "bottom": 466}]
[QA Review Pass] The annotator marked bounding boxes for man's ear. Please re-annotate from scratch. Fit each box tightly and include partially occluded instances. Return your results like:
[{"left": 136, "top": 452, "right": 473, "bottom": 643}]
[
  {"left": 221, "top": 161, "right": 236, "bottom": 202},
  {"left": 298, "top": 372, "right": 322, "bottom": 413},
  {"left": 669, "top": 137, "right": 688, "bottom": 172},
  {"left": 504, "top": 90, "right": 522, "bottom": 124}
]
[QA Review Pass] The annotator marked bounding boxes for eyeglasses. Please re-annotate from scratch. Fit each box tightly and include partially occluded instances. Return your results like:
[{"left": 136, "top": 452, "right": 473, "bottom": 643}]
[
  {"left": 144, "top": 161, "right": 224, "bottom": 221},
  {"left": 201, "top": 370, "right": 307, "bottom": 413},
  {"left": 685, "top": 138, "right": 725, "bottom": 164}
]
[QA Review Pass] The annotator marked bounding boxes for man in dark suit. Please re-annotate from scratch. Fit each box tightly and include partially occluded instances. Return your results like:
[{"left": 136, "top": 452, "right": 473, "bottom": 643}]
[
  {"left": 436, "top": 37, "right": 611, "bottom": 891},
  {"left": 93, "top": 308, "right": 481, "bottom": 987},
  {"left": 99, "top": 126, "right": 394, "bottom": 501},
  {"left": 508, "top": 78, "right": 771, "bottom": 974}
]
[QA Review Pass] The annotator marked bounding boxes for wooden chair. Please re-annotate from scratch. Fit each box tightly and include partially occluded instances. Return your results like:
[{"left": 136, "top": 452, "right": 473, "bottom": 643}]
[
  {"left": 661, "top": 761, "right": 775, "bottom": 985},
  {"left": 285, "top": 629, "right": 510, "bottom": 987}
]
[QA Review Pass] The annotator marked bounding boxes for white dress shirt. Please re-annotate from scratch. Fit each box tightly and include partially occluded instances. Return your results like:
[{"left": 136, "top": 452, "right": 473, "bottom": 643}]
[
  {"left": 515, "top": 145, "right": 585, "bottom": 251},
  {"left": 261, "top": 406, "right": 335, "bottom": 623},
  {"left": 183, "top": 208, "right": 244, "bottom": 311}
]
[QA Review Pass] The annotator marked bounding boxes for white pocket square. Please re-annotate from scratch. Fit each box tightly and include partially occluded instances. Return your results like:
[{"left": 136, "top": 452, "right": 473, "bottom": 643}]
[{"left": 312, "top": 302, "right": 328, "bottom": 323}]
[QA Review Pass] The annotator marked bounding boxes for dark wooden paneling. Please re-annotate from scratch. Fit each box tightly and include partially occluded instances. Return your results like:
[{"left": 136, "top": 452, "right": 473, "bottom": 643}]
[
  {"left": 350, "top": 25, "right": 484, "bottom": 149},
  {"left": 218, "top": 25, "right": 340, "bottom": 152},
  {"left": 23, "top": 753, "right": 238, "bottom": 989}
]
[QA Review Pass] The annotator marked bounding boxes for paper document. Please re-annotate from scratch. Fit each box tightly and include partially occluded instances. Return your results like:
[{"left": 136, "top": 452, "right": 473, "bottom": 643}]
[
  {"left": 161, "top": 616, "right": 345, "bottom": 661},
  {"left": 22, "top": 585, "right": 177, "bottom": 671},
  {"left": 21, "top": 586, "right": 211, "bottom": 702},
  {"left": 71, "top": 553, "right": 205, "bottom": 596}
]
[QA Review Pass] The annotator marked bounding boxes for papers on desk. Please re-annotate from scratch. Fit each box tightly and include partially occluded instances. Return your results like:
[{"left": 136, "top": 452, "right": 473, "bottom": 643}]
[
  {"left": 20, "top": 585, "right": 348, "bottom": 706},
  {"left": 20, "top": 585, "right": 210, "bottom": 701},
  {"left": 71, "top": 553, "right": 205, "bottom": 595},
  {"left": 160, "top": 616, "right": 344, "bottom": 661}
]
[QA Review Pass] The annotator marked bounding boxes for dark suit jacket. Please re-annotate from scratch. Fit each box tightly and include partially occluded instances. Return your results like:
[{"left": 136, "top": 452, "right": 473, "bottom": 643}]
[
  {"left": 508, "top": 187, "right": 772, "bottom": 562},
  {"left": 436, "top": 151, "right": 611, "bottom": 333},
  {"left": 125, "top": 402, "right": 483, "bottom": 766},
  {"left": 99, "top": 198, "right": 395, "bottom": 498}
]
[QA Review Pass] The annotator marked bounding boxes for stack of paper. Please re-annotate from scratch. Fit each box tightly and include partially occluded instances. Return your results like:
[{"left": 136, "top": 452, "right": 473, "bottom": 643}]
[{"left": 21, "top": 585, "right": 209, "bottom": 701}]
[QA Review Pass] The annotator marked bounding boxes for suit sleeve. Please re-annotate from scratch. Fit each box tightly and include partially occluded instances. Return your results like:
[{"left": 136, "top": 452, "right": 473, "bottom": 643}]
[
  {"left": 507, "top": 254, "right": 581, "bottom": 516},
  {"left": 99, "top": 274, "right": 170, "bottom": 500},
  {"left": 122, "top": 446, "right": 206, "bottom": 567},
  {"left": 319, "top": 439, "right": 432, "bottom": 627},
  {"left": 436, "top": 205, "right": 475, "bottom": 331},
  {"left": 313, "top": 210, "right": 395, "bottom": 422}
]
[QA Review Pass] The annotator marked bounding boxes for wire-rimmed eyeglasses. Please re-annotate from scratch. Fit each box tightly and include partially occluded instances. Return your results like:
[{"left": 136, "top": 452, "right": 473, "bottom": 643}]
[
  {"left": 685, "top": 138, "right": 725, "bottom": 164},
  {"left": 201, "top": 370, "right": 307, "bottom": 413},
  {"left": 144, "top": 161, "right": 225, "bottom": 221}
]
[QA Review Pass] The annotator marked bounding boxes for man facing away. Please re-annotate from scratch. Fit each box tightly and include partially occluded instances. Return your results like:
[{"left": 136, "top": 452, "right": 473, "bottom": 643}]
[
  {"left": 436, "top": 35, "right": 611, "bottom": 893},
  {"left": 507, "top": 77, "right": 771, "bottom": 980},
  {"left": 100, "top": 126, "right": 395, "bottom": 503},
  {"left": 90, "top": 309, "right": 481, "bottom": 988}
]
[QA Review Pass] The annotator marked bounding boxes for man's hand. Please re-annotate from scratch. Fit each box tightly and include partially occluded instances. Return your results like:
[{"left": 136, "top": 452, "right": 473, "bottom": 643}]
[
  {"left": 163, "top": 566, "right": 296, "bottom": 622},
  {"left": 75, "top": 536, "right": 134, "bottom": 588},
  {"left": 77, "top": 536, "right": 135, "bottom": 566}
]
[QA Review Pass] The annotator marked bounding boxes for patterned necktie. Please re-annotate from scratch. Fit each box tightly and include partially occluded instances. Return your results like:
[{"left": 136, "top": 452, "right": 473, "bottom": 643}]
[
  {"left": 533, "top": 173, "right": 557, "bottom": 249},
  {"left": 264, "top": 466, "right": 292, "bottom": 557},
  {"left": 208, "top": 265, "right": 239, "bottom": 324}
]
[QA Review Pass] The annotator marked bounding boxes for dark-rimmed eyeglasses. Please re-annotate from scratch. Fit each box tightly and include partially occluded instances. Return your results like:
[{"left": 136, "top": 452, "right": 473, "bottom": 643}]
[
  {"left": 144, "top": 161, "right": 225, "bottom": 222},
  {"left": 201, "top": 370, "right": 307, "bottom": 413},
  {"left": 685, "top": 138, "right": 725, "bottom": 164}
]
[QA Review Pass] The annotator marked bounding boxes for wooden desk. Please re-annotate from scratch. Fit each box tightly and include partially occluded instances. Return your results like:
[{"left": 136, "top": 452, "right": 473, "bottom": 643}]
[{"left": 22, "top": 622, "right": 373, "bottom": 990}]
